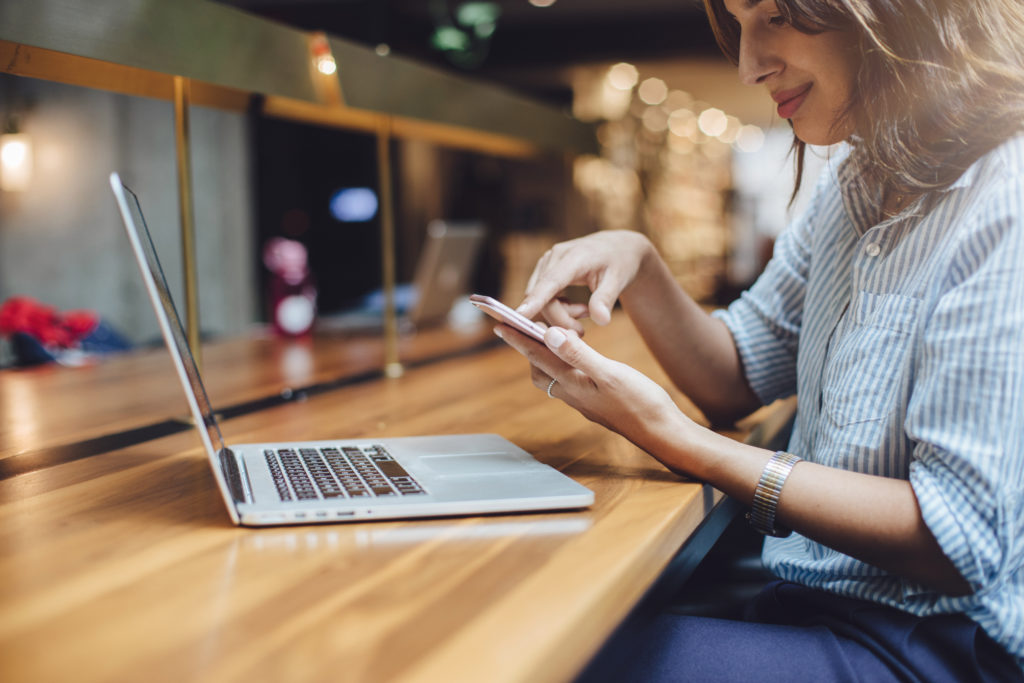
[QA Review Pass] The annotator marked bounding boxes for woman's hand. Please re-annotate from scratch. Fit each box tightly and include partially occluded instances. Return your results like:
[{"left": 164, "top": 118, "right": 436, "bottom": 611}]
[
  {"left": 515, "top": 229, "right": 760, "bottom": 424},
  {"left": 496, "top": 322, "right": 700, "bottom": 473},
  {"left": 516, "top": 230, "right": 657, "bottom": 335}
]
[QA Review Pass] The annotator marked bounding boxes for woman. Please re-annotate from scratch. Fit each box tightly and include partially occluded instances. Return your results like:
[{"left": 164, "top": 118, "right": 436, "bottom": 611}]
[{"left": 495, "top": 0, "right": 1024, "bottom": 679}]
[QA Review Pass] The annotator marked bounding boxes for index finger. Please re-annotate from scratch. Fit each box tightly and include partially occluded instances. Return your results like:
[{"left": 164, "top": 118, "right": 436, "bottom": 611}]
[
  {"left": 517, "top": 273, "right": 573, "bottom": 320},
  {"left": 540, "top": 299, "right": 587, "bottom": 335}
]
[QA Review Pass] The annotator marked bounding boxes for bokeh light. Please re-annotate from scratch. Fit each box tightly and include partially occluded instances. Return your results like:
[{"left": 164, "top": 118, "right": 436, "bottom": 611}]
[
  {"left": 637, "top": 77, "right": 668, "bottom": 105},
  {"left": 607, "top": 63, "right": 639, "bottom": 91},
  {"left": 735, "top": 124, "right": 766, "bottom": 152},
  {"left": 697, "top": 107, "right": 728, "bottom": 137},
  {"left": 329, "top": 187, "right": 379, "bottom": 222}
]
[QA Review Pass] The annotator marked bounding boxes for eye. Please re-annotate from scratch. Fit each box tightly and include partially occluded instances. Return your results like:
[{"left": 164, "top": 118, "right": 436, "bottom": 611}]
[{"left": 767, "top": 14, "right": 788, "bottom": 27}]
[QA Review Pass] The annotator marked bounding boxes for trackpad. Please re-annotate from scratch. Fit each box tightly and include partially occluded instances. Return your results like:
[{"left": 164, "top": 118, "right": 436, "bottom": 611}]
[{"left": 421, "top": 453, "right": 534, "bottom": 476}]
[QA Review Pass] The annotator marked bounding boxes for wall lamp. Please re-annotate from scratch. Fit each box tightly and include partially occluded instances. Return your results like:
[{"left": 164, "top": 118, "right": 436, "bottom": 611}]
[{"left": 0, "top": 120, "right": 32, "bottom": 192}]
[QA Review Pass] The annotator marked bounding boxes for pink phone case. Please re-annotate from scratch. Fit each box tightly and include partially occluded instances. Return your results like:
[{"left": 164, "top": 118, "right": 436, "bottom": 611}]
[{"left": 469, "top": 294, "right": 546, "bottom": 342}]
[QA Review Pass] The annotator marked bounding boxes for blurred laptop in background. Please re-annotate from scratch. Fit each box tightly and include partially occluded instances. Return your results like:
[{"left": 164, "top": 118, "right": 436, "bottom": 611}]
[{"left": 319, "top": 219, "right": 485, "bottom": 333}]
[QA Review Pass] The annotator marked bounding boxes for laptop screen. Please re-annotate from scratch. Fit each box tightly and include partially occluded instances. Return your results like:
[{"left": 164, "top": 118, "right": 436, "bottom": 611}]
[{"left": 115, "top": 179, "right": 228, "bottom": 457}]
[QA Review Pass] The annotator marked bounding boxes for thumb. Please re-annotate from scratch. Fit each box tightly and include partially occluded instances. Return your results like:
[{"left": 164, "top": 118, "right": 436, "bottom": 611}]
[
  {"left": 588, "top": 270, "right": 626, "bottom": 326},
  {"left": 544, "top": 327, "right": 609, "bottom": 380},
  {"left": 587, "top": 294, "right": 613, "bottom": 326}
]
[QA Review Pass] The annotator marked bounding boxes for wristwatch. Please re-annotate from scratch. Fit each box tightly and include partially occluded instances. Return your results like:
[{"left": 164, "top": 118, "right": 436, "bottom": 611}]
[{"left": 746, "top": 450, "right": 802, "bottom": 537}]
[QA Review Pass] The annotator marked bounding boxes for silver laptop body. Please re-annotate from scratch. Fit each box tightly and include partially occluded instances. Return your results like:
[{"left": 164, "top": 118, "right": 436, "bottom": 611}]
[{"left": 109, "top": 172, "right": 593, "bottom": 526}]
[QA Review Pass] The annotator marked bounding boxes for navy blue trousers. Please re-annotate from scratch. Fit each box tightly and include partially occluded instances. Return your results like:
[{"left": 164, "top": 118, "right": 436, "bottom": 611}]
[{"left": 626, "top": 581, "right": 1023, "bottom": 682}]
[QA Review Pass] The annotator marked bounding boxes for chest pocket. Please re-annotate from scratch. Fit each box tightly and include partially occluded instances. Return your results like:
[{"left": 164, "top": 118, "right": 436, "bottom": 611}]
[{"left": 822, "top": 292, "right": 921, "bottom": 428}]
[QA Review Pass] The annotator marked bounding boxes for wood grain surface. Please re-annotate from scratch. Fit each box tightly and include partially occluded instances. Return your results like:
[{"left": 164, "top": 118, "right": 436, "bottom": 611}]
[
  {"left": 0, "top": 322, "right": 496, "bottom": 460},
  {"left": 0, "top": 314, "right": 774, "bottom": 683}
]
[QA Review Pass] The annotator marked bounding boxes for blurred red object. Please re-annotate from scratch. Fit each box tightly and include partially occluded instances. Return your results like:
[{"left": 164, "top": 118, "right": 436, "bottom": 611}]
[
  {"left": 263, "top": 238, "right": 317, "bottom": 337},
  {"left": 0, "top": 296, "right": 98, "bottom": 348}
]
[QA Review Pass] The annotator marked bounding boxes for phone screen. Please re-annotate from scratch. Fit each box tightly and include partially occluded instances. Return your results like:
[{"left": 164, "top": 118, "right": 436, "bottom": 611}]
[{"left": 469, "top": 294, "right": 546, "bottom": 342}]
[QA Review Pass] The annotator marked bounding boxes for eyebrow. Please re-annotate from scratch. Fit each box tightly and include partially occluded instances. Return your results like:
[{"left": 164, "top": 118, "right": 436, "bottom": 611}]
[
  {"left": 725, "top": 0, "right": 764, "bottom": 14},
  {"left": 723, "top": 0, "right": 766, "bottom": 19}
]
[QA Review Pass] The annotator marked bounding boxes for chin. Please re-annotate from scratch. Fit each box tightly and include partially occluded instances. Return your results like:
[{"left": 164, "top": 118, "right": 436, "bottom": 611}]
[
  {"left": 792, "top": 118, "right": 853, "bottom": 147},
  {"left": 792, "top": 125, "right": 830, "bottom": 146}
]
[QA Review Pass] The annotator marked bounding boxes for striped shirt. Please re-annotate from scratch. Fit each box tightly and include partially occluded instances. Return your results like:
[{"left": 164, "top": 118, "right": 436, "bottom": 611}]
[{"left": 714, "top": 135, "right": 1024, "bottom": 667}]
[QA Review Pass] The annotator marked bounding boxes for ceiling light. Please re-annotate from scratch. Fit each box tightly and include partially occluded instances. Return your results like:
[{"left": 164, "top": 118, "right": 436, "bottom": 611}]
[{"left": 310, "top": 32, "right": 337, "bottom": 75}]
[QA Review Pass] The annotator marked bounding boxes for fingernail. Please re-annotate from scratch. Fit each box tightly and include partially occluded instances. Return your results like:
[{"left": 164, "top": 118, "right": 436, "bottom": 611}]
[
  {"left": 493, "top": 327, "right": 503, "bottom": 339},
  {"left": 546, "top": 328, "right": 566, "bottom": 349}
]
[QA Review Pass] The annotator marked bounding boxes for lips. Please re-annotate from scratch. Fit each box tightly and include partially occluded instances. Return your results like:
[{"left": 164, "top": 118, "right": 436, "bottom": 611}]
[{"left": 773, "top": 83, "right": 812, "bottom": 119}]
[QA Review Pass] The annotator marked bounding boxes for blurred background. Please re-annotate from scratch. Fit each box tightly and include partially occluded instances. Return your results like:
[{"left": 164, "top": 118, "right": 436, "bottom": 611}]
[{"left": 0, "top": 0, "right": 828, "bottom": 366}]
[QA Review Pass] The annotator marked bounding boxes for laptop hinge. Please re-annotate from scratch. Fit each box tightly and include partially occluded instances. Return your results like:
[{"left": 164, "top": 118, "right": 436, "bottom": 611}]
[{"left": 219, "top": 448, "right": 251, "bottom": 504}]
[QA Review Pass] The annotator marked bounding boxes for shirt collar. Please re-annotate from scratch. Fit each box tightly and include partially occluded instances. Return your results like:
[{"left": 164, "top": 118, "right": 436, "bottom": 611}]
[
  {"left": 834, "top": 143, "right": 985, "bottom": 234},
  {"left": 948, "top": 156, "right": 981, "bottom": 191},
  {"left": 834, "top": 146, "right": 877, "bottom": 235}
]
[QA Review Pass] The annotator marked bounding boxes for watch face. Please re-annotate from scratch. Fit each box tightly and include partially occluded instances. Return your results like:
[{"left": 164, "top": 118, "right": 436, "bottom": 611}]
[{"left": 276, "top": 295, "right": 315, "bottom": 334}]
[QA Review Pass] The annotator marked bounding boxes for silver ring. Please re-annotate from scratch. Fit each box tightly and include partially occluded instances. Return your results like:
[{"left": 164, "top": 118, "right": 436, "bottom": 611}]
[{"left": 546, "top": 377, "right": 557, "bottom": 399}]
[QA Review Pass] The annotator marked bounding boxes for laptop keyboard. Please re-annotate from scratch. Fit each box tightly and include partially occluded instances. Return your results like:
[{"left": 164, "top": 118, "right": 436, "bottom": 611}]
[{"left": 264, "top": 445, "right": 425, "bottom": 501}]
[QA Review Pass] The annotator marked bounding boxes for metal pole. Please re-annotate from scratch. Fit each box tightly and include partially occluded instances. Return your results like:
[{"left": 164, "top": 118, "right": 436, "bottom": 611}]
[
  {"left": 173, "top": 75, "right": 201, "bottom": 368},
  {"left": 376, "top": 116, "right": 403, "bottom": 378}
]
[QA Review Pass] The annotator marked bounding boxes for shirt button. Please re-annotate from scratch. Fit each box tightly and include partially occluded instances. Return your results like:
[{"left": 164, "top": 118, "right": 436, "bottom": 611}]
[{"left": 865, "top": 243, "right": 881, "bottom": 257}]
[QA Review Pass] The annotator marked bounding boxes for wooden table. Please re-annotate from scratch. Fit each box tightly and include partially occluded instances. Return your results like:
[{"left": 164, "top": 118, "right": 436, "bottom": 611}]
[
  {"left": 0, "top": 321, "right": 496, "bottom": 464},
  {"left": 0, "top": 314, "right": 783, "bottom": 683}
]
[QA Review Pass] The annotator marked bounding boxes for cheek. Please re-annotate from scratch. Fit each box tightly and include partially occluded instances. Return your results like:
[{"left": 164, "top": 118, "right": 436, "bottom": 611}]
[
  {"left": 802, "top": 34, "right": 858, "bottom": 103},
  {"left": 800, "top": 74, "right": 856, "bottom": 143},
  {"left": 821, "top": 81, "right": 851, "bottom": 115},
  {"left": 823, "top": 41, "right": 859, "bottom": 108},
  {"left": 821, "top": 78, "right": 857, "bottom": 137}
]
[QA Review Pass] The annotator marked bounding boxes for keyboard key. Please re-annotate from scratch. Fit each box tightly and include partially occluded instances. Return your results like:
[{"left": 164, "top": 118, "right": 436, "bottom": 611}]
[{"left": 268, "top": 444, "right": 425, "bottom": 501}]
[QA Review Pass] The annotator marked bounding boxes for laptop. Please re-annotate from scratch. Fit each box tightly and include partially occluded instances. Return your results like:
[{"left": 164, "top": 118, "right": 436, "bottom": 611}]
[
  {"left": 318, "top": 219, "right": 484, "bottom": 333},
  {"left": 109, "top": 172, "right": 593, "bottom": 526}
]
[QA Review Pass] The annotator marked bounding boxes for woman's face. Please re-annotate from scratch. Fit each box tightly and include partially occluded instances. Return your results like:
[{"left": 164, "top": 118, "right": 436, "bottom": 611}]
[{"left": 722, "top": 0, "right": 860, "bottom": 145}]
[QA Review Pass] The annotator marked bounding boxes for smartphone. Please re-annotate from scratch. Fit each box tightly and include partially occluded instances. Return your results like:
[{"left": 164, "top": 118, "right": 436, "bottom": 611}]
[{"left": 469, "top": 294, "right": 546, "bottom": 342}]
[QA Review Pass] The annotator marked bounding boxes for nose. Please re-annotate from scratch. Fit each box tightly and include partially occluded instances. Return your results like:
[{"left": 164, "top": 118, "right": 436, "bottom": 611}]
[{"left": 737, "top": 32, "right": 780, "bottom": 86}]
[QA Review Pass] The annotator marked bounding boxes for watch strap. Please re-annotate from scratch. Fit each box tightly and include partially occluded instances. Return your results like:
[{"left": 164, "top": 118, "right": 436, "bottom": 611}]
[{"left": 746, "top": 450, "right": 802, "bottom": 537}]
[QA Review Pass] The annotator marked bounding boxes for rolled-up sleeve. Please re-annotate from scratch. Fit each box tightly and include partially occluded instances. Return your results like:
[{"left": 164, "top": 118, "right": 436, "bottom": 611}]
[
  {"left": 907, "top": 191, "right": 1024, "bottom": 594},
  {"left": 713, "top": 206, "right": 815, "bottom": 405}
]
